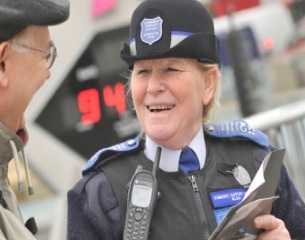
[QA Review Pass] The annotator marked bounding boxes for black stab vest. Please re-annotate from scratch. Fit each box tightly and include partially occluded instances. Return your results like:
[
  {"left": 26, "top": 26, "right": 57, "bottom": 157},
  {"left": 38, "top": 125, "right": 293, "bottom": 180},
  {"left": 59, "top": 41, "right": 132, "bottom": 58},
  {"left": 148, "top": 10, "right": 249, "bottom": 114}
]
[{"left": 98, "top": 134, "right": 265, "bottom": 239}]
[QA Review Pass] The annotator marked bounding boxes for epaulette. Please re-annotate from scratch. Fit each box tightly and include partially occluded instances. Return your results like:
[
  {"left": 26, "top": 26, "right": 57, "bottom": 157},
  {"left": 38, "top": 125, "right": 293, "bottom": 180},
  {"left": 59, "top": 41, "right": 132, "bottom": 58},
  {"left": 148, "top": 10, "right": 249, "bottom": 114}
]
[
  {"left": 83, "top": 137, "right": 141, "bottom": 175},
  {"left": 204, "top": 119, "right": 269, "bottom": 149}
]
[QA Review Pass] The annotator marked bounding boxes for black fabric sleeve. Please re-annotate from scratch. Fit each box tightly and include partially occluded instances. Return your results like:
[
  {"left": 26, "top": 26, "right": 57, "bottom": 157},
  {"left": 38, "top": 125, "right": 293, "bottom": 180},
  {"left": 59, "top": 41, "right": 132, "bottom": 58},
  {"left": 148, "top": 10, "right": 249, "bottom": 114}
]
[
  {"left": 252, "top": 144, "right": 305, "bottom": 239},
  {"left": 67, "top": 171, "right": 123, "bottom": 240},
  {"left": 271, "top": 164, "right": 305, "bottom": 239}
]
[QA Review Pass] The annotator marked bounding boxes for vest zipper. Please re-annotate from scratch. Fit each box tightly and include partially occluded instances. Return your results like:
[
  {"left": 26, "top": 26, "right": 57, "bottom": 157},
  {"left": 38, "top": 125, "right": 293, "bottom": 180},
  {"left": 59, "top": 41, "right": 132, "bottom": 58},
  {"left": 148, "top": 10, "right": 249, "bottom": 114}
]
[{"left": 188, "top": 175, "right": 210, "bottom": 239}]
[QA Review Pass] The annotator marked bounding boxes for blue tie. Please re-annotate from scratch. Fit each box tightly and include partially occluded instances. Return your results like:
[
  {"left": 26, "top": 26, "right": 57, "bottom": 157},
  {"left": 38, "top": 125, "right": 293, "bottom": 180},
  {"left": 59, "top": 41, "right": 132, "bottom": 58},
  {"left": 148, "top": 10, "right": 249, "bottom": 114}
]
[{"left": 179, "top": 147, "right": 200, "bottom": 173}]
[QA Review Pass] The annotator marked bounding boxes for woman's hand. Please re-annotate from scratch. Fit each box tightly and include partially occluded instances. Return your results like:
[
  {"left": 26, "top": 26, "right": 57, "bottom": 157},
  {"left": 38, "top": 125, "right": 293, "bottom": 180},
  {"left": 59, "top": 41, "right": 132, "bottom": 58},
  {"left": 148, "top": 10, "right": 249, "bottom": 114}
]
[{"left": 254, "top": 215, "right": 291, "bottom": 239}]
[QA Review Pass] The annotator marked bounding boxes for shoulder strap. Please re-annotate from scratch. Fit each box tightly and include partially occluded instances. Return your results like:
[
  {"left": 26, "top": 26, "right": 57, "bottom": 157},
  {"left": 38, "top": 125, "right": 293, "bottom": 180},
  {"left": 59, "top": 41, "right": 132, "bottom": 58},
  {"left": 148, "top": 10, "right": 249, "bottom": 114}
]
[
  {"left": 204, "top": 119, "right": 269, "bottom": 149},
  {"left": 83, "top": 137, "right": 141, "bottom": 175}
]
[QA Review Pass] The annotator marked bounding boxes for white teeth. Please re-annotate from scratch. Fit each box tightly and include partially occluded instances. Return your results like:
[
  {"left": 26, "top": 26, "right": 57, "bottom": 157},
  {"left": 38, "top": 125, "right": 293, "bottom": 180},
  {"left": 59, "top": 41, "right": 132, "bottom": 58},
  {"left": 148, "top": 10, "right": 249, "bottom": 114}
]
[{"left": 148, "top": 105, "right": 174, "bottom": 111}]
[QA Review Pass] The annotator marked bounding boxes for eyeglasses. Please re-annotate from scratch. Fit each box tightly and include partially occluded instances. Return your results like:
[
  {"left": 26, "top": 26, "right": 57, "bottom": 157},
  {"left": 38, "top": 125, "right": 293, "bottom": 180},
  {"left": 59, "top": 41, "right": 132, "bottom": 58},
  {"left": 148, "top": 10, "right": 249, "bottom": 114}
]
[{"left": 12, "top": 43, "right": 57, "bottom": 69}]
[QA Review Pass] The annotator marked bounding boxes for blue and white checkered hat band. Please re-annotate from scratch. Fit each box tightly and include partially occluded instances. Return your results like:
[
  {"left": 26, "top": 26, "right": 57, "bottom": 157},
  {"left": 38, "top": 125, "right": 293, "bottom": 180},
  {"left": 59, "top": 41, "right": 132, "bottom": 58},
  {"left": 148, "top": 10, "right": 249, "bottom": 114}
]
[{"left": 130, "top": 31, "right": 193, "bottom": 56}]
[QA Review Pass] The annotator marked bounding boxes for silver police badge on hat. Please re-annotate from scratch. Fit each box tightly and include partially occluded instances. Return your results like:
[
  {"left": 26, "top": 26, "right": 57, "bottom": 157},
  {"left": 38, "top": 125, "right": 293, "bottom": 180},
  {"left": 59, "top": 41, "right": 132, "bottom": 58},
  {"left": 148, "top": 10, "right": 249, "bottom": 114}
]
[{"left": 141, "top": 16, "right": 163, "bottom": 45}]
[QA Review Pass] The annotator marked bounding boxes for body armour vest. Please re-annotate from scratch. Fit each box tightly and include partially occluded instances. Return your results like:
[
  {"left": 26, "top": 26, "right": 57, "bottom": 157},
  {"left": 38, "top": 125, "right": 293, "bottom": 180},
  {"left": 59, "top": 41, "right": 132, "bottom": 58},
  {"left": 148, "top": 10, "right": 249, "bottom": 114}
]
[{"left": 97, "top": 133, "right": 270, "bottom": 239}]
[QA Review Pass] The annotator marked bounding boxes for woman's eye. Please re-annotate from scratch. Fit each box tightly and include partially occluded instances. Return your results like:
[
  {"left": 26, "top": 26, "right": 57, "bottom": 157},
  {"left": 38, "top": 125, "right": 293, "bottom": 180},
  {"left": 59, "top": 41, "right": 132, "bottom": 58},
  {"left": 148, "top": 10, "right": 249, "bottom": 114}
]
[
  {"left": 166, "top": 67, "right": 181, "bottom": 72},
  {"left": 136, "top": 69, "right": 150, "bottom": 75}
]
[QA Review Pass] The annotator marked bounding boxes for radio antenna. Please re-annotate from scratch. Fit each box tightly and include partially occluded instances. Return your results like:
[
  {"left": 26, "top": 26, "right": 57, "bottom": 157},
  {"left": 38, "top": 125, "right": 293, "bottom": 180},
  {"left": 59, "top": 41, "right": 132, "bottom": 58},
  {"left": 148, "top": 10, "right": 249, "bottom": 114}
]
[{"left": 153, "top": 147, "right": 162, "bottom": 177}]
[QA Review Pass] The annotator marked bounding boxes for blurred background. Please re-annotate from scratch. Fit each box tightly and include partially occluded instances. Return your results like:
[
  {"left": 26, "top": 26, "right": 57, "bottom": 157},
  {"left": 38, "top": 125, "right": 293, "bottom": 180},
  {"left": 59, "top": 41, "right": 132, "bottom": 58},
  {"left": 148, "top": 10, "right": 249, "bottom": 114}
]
[{"left": 8, "top": 0, "right": 305, "bottom": 239}]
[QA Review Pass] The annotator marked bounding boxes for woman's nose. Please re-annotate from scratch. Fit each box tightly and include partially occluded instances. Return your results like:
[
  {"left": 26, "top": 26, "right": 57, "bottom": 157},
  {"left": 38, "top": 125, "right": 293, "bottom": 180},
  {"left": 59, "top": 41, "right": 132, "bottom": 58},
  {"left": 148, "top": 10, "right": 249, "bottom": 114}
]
[{"left": 147, "top": 71, "right": 165, "bottom": 94}]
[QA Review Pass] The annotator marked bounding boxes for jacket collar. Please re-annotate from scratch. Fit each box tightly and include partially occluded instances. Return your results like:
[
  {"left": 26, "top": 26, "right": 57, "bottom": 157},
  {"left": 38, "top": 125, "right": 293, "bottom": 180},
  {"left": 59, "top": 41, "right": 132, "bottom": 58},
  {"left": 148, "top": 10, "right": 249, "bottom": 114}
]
[{"left": 0, "top": 121, "right": 25, "bottom": 169}]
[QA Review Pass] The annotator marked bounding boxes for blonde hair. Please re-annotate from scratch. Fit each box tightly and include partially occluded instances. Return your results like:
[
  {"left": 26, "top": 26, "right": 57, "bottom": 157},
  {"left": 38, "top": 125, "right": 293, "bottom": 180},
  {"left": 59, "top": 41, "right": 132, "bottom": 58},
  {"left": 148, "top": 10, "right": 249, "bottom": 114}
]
[{"left": 197, "top": 62, "right": 222, "bottom": 123}]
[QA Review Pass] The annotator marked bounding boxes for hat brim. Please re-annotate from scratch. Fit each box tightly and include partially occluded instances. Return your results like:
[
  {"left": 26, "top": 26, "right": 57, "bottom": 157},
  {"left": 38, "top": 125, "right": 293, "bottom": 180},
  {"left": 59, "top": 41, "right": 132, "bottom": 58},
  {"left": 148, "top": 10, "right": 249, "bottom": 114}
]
[{"left": 121, "top": 32, "right": 220, "bottom": 68}]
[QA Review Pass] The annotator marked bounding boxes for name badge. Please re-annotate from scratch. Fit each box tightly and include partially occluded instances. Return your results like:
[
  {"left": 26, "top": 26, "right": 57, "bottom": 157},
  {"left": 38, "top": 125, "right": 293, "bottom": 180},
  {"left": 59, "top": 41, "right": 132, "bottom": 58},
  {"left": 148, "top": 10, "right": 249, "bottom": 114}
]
[
  {"left": 214, "top": 207, "right": 231, "bottom": 225},
  {"left": 210, "top": 188, "right": 247, "bottom": 208},
  {"left": 214, "top": 207, "right": 246, "bottom": 233}
]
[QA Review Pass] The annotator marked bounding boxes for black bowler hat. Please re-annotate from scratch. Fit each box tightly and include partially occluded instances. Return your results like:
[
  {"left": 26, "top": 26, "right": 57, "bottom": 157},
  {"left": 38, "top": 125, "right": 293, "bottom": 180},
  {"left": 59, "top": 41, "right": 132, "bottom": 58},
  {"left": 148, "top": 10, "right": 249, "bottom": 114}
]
[
  {"left": 0, "top": 0, "right": 70, "bottom": 42},
  {"left": 120, "top": 0, "right": 220, "bottom": 68}
]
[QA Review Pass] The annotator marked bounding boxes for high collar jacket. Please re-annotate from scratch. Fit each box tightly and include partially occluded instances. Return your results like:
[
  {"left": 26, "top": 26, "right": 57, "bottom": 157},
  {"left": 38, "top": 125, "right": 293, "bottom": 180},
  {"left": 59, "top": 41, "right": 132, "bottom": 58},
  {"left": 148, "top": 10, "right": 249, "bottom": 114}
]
[
  {"left": 0, "top": 121, "right": 25, "bottom": 220},
  {"left": 67, "top": 131, "right": 305, "bottom": 240},
  {"left": 0, "top": 122, "right": 36, "bottom": 239}
]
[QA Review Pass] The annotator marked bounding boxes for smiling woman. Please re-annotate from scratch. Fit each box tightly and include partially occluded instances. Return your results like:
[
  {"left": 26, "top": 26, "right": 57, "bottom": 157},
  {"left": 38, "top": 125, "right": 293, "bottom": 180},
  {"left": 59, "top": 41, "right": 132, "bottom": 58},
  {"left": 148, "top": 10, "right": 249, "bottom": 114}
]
[
  {"left": 67, "top": 0, "right": 305, "bottom": 239},
  {"left": 131, "top": 59, "right": 221, "bottom": 119},
  {"left": 130, "top": 58, "right": 220, "bottom": 149}
]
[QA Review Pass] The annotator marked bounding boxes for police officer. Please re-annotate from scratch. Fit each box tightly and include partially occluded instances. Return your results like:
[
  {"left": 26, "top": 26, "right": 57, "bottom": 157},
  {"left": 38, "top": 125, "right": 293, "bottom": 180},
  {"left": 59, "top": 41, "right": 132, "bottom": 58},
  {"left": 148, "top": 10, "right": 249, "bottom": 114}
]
[
  {"left": 67, "top": 0, "right": 305, "bottom": 239},
  {"left": 0, "top": 0, "right": 70, "bottom": 239}
]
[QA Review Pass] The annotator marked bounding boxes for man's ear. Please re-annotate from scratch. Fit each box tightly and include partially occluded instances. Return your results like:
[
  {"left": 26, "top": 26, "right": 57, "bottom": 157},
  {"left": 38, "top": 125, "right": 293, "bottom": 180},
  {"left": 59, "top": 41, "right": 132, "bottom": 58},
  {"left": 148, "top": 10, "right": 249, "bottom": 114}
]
[{"left": 0, "top": 42, "right": 9, "bottom": 88}]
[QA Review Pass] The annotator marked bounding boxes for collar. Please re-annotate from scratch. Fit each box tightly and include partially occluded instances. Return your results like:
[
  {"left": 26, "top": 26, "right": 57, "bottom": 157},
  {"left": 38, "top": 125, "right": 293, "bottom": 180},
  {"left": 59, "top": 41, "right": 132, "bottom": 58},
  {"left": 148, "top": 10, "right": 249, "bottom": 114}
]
[
  {"left": 144, "top": 126, "right": 206, "bottom": 172},
  {"left": 0, "top": 121, "right": 25, "bottom": 165}
]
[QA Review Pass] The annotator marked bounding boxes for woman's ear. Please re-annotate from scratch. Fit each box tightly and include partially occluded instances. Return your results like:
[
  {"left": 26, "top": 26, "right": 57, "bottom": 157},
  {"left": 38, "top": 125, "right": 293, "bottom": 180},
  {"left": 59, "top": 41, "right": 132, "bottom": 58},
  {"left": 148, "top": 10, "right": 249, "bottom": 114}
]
[
  {"left": 202, "top": 67, "right": 217, "bottom": 106},
  {"left": 0, "top": 42, "right": 9, "bottom": 88}
]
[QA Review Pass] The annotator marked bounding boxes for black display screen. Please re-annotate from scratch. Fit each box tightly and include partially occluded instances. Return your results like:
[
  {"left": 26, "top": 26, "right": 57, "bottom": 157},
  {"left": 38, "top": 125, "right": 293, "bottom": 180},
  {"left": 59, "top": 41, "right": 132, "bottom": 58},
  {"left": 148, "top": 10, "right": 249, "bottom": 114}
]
[{"left": 36, "top": 26, "right": 140, "bottom": 158}]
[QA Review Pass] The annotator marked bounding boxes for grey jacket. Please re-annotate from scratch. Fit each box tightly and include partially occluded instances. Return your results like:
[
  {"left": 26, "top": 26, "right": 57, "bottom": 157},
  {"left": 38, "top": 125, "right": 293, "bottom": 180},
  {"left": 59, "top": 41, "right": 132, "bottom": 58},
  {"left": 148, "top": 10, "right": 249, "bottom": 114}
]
[{"left": 0, "top": 121, "right": 36, "bottom": 240}]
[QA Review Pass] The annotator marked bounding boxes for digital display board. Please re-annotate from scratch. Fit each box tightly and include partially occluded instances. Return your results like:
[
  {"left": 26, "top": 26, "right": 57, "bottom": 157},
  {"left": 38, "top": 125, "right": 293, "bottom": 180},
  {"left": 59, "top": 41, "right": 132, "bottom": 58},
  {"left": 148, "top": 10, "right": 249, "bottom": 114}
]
[{"left": 35, "top": 26, "right": 140, "bottom": 158}]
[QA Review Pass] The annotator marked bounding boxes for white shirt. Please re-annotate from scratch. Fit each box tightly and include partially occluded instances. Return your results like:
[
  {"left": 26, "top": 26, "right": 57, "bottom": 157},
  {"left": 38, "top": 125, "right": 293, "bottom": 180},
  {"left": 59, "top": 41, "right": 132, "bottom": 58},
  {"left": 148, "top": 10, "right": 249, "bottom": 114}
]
[{"left": 144, "top": 127, "right": 206, "bottom": 172}]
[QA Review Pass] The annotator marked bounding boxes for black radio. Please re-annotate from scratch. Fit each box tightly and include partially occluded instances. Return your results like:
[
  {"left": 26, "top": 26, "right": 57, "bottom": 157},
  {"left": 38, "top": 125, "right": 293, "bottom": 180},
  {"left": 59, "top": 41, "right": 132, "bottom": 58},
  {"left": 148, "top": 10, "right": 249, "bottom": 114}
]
[{"left": 123, "top": 147, "right": 162, "bottom": 240}]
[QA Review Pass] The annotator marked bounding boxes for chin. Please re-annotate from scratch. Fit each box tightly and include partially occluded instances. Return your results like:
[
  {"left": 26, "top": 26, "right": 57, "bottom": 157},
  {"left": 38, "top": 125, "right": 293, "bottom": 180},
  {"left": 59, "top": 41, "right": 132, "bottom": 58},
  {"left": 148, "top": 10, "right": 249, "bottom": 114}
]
[{"left": 147, "top": 128, "right": 172, "bottom": 142}]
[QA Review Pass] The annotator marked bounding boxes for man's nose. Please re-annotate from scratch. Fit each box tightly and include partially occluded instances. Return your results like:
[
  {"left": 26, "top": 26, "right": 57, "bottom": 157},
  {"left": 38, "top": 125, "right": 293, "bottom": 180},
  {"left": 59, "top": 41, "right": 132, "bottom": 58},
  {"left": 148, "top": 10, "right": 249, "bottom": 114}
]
[{"left": 46, "top": 68, "right": 51, "bottom": 79}]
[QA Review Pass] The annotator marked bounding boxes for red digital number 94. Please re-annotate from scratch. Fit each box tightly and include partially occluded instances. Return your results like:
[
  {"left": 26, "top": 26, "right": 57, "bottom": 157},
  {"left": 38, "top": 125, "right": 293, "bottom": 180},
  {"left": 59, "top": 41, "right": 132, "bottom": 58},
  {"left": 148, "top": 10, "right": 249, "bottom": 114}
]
[{"left": 77, "top": 82, "right": 126, "bottom": 125}]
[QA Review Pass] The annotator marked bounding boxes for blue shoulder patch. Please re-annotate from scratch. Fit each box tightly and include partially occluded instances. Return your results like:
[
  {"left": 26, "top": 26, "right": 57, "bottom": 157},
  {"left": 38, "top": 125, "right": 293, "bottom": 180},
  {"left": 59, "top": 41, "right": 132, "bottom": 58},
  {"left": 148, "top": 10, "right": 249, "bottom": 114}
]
[
  {"left": 204, "top": 119, "right": 269, "bottom": 149},
  {"left": 82, "top": 136, "right": 140, "bottom": 175}
]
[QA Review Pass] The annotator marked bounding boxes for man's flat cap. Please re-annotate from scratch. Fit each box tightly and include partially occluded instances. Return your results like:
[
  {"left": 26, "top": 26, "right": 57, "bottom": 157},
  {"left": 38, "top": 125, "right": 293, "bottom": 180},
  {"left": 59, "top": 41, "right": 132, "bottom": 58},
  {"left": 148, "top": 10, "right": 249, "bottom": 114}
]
[{"left": 0, "top": 0, "right": 70, "bottom": 42}]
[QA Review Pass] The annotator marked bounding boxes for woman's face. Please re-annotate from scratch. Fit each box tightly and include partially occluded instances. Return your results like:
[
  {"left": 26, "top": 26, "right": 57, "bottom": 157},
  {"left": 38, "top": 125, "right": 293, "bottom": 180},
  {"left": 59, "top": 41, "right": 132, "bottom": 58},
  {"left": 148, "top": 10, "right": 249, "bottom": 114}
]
[{"left": 131, "top": 58, "right": 216, "bottom": 149}]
